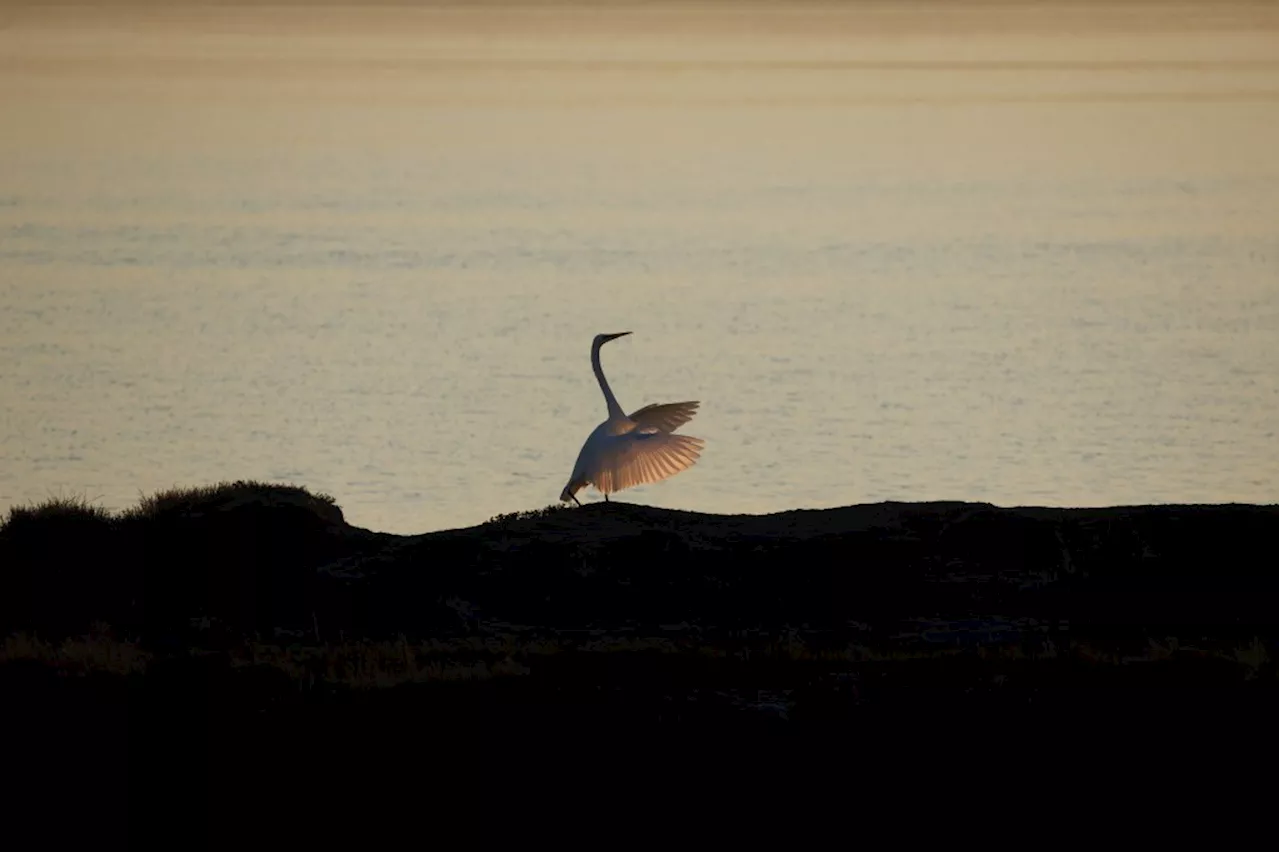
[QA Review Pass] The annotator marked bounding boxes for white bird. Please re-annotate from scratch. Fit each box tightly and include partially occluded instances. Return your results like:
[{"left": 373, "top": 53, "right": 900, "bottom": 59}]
[{"left": 560, "top": 332, "right": 705, "bottom": 506}]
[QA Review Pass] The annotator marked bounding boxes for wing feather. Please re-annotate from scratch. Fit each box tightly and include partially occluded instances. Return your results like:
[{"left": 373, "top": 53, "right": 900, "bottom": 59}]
[
  {"left": 628, "top": 401, "right": 700, "bottom": 433},
  {"left": 587, "top": 431, "right": 705, "bottom": 495}
]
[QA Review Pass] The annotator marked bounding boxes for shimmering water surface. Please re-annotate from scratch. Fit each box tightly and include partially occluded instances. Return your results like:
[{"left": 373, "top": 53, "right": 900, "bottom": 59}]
[{"left": 1, "top": 3, "right": 1275, "bottom": 533}]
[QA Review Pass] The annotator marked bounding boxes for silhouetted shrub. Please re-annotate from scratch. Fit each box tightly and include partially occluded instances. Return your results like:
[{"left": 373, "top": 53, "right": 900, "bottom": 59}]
[
  {"left": 0, "top": 481, "right": 350, "bottom": 645},
  {"left": 2, "top": 494, "right": 114, "bottom": 528},
  {"left": 485, "top": 504, "right": 571, "bottom": 526},
  {"left": 0, "top": 494, "right": 125, "bottom": 638},
  {"left": 123, "top": 480, "right": 341, "bottom": 525},
  {"left": 121, "top": 481, "right": 349, "bottom": 645}
]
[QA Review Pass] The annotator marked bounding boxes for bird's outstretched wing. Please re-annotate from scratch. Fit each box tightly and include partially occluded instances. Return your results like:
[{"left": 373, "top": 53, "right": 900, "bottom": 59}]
[
  {"left": 589, "top": 430, "right": 705, "bottom": 495},
  {"left": 628, "top": 401, "right": 699, "bottom": 433}
]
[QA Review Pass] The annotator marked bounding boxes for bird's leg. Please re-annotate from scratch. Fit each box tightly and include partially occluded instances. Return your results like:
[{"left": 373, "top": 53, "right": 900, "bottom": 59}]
[
  {"left": 603, "top": 493, "right": 609, "bottom": 503},
  {"left": 570, "top": 493, "right": 582, "bottom": 507}
]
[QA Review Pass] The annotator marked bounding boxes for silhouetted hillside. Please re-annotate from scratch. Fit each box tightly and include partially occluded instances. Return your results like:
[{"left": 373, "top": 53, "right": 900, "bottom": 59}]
[
  {"left": 0, "top": 481, "right": 1272, "bottom": 729},
  {"left": 3, "top": 481, "right": 1274, "bottom": 843},
  {"left": 3, "top": 483, "right": 1274, "bottom": 657}
]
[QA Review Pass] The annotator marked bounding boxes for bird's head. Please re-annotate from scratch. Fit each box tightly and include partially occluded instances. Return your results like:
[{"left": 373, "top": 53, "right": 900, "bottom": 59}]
[{"left": 593, "top": 331, "right": 632, "bottom": 348}]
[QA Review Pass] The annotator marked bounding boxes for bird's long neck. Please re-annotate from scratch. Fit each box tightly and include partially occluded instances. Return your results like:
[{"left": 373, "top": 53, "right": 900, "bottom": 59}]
[{"left": 592, "top": 342, "right": 625, "bottom": 420}]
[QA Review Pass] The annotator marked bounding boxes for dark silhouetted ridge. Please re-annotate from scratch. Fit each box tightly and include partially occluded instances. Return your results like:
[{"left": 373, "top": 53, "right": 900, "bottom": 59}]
[{"left": 1, "top": 483, "right": 1274, "bottom": 739}]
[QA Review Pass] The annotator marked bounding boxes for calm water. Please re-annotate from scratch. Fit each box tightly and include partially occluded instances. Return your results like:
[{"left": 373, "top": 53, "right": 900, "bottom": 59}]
[{"left": 1, "top": 4, "right": 1276, "bottom": 533}]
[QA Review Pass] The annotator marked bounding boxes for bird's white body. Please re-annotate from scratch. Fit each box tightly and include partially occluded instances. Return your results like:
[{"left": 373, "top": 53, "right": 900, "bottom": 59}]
[{"left": 560, "top": 332, "right": 704, "bottom": 504}]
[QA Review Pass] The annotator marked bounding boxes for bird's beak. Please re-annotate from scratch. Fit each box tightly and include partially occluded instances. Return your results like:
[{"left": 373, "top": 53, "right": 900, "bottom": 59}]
[{"left": 605, "top": 331, "right": 632, "bottom": 342}]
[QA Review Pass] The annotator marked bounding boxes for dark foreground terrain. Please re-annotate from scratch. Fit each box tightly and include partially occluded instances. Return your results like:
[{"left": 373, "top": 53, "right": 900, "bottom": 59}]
[{"left": 2, "top": 482, "right": 1275, "bottom": 835}]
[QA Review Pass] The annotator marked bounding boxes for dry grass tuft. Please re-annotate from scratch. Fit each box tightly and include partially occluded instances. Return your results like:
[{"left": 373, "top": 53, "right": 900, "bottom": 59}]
[
  {"left": 2, "top": 480, "right": 341, "bottom": 533},
  {"left": 1, "top": 626, "right": 151, "bottom": 676},
  {"left": 2, "top": 494, "right": 113, "bottom": 531},
  {"left": 485, "top": 504, "right": 572, "bottom": 525},
  {"left": 123, "top": 479, "right": 338, "bottom": 522},
  {"left": 3, "top": 624, "right": 1271, "bottom": 692}
]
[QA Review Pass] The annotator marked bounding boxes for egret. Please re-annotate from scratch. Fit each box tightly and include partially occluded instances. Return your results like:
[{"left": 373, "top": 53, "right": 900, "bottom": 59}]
[{"left": 560, "top": 332, "right": 705, "bottom": 505}]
